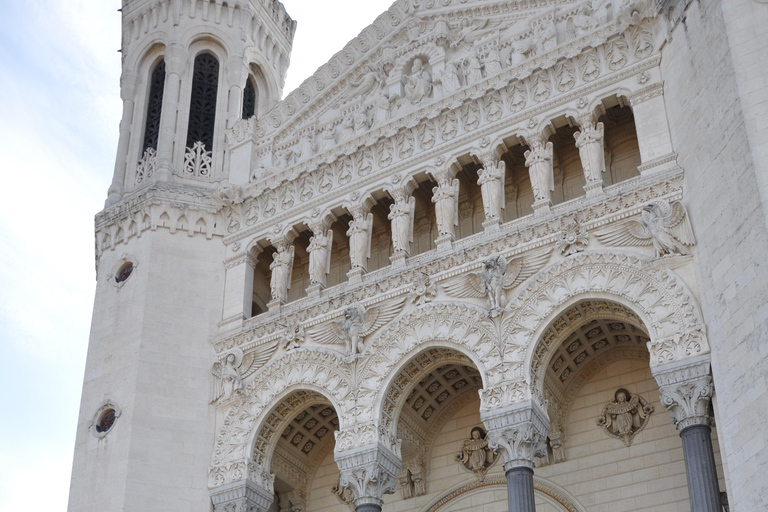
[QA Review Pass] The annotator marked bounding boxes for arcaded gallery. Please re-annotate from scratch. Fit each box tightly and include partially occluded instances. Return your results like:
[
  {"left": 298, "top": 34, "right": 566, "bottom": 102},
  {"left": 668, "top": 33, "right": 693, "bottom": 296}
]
[{"left": 68, "top": 0, "right": 768, "bottom": 512}]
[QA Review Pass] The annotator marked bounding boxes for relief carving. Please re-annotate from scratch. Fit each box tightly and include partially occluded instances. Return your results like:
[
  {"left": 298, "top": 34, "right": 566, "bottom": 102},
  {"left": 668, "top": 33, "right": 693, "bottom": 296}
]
[
  {"left": 596, "top": 388, "right": 653, "bottom": 446},
  {"left": 456, "top": 426, "right": 499, "bottom": 481}
]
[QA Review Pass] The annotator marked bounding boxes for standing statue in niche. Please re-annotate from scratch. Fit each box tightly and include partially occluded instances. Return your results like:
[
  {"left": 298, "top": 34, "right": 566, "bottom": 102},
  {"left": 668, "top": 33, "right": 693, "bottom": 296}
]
[
  {"left": 464, "top": 55, "right": 484, "bottom": 85},
  {"left": 440, "top": 60, "right": 463, "bottom": 93},
  {"left": 346, "top": 210, "right": 373, "bottom": 269},
  {"left": 307, "top": 229, "right": 333, "bottom": 287},
  {"left": 319, "top": 125, "right": 336, "bottom": 152},
  {"left": 353, "top": 108, "right": 369, "bottom": 133},
  {"left": 477, "top": 157, "right": 506, "bottom": 222},
  {"left": 432, "top": 176, "right": 460, "bottom": 238},
  {"left": 404, "top": 58, "right": 433, "bottom": 104},
  {"left": 572, "top": 4, "right": 598, "bottom": 37},
  {"left": 597, "top": 388, "right": 654, "bottom": 446},
  {"left": 456, "top": 427, "right": 497, "bottom": 481},
  {"left": 388, "top": 193, "right": 416, "bottom": 254},
  {"left": 534, "top": 17, "right": 558, "bottom": 54},
  {"left": 524, "top": 140, "right": 555, "bottom": 203},
  {"left": 373, "top": 90, "right": 393, "bottom": 125},
  {"left": 574, "top": 119, "right": 606, "bottom": 183},
  {"left": 269, "top": 242, "right": 294, "bottom": 303},
  {"left": 297, "top": 132, "right": 316, "bottom": 161}
]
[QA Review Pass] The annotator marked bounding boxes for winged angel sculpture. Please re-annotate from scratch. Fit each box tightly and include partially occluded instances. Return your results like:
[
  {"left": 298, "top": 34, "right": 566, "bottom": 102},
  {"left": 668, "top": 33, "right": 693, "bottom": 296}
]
[
  {"left": 594, "top": 200, "right": 695, "bottom": 257},
  {"left": 307, "top": 300, "right": 404, "bottom": 359},
  {"left": 442, "top": 251, "right": 551, "bottom": 317},
  {"left": 210, "top": 342, "right": 278, "bottom": 403}
]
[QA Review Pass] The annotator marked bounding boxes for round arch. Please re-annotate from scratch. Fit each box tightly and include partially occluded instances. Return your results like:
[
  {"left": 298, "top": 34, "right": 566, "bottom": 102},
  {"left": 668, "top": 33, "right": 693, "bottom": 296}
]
[
  {"left": 208, "top": 348, "right": 354, "bottom": 490},
  {"left": 501, "top": 251, "right": 709, "bottom": 402}
]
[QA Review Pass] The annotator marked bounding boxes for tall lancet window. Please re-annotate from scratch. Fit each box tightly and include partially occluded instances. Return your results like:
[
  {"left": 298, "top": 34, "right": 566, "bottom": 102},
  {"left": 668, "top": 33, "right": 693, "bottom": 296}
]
[
  {"left": 186, "top": 53, "right": 219, "bottom": 152},
  {"left": 184, "top": 54, "right": 219, "bottom": 179},
  {"left": 136, "top": 60, "right": 165, "bottom": 184},
  {"left": 242, "top": 78, "right": 256, "bottom": 119},
  {"left": 142, "top": 60, "right": 165, "bottom": 152}
]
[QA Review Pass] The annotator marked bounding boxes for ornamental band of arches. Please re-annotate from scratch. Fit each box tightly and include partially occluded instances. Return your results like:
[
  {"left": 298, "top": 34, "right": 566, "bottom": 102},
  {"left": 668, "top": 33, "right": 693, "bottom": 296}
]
[{"left": 209, "top": 250, "right": 719, "bottom": 512}]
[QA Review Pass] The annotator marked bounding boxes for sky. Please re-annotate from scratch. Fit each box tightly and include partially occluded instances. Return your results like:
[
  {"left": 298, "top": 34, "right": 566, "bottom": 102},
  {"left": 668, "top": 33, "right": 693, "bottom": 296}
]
[{"left": 0, "top": 0, "right": 393, "bottom": 510}]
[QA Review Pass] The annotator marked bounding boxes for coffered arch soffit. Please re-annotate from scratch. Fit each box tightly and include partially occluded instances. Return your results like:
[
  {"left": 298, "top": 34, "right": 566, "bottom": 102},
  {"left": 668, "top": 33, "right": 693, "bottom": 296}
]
[{"left": 501, "top": 251, "right": 709, "bottom": 401}]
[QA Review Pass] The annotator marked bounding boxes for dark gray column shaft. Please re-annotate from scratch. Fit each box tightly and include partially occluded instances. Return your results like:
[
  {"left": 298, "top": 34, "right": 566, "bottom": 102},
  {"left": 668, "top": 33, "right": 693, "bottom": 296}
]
[
  {"left": 505, "top": 466, "right": 536, "bottom": 512},
  {"left": 680, "top": 425, "right": 721, "bottom": 512},
  {"left": 355, "top": 504, "right": 382, "bottom": 512}
]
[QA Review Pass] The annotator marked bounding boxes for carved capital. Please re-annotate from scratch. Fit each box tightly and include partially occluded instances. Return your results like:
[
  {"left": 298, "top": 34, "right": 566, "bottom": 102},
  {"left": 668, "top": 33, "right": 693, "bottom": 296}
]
[
  {"left": 481, "top": 401, "right": 549, "bottom": 471},
  {"left": 210, "top": 479, "right": 274, "bottom": 512},
  {"left": 653, "top": 356, "right": 714, "bottom": 431},
  {"left": 335, "top": 442, "right": 402, "bottom": 508}
]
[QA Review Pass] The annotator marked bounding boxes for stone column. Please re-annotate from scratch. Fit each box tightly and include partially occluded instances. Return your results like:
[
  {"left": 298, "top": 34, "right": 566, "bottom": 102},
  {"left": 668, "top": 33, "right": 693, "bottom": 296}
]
[
  {"left": 427, "top": 165, "right": 460, "bottom": 250},
  {"left": 106, "top": 73, "right": 140, "bottom": 206},
  {"left": 522, "top": 135, "right": 554, "bottom": 216},
  {"left": 573, "top": 111, "right": 606, "bottom": 197},
  {"left": 155, "top": 44, "right": 188, "bottom": 179},
  {"left": 481, "top": 401, "right": 549, "bottom": 512},
  {"left": 221, "top": 246, "right": 258, "bottom": 329},
  {"left": 210, "top": 480, "right": 273, "bottom": 512},
  {"left": 473, "top": 149, "right": 506, "bottom": 231},
  {"left": 225, "top": 57, "right": 249, "bottom": 128},
  {"left": 335, "top": 442, "right": 401, "bottom": 512},
  {"left": 654, "top": 357, "right": 722, "bottom": 512}
]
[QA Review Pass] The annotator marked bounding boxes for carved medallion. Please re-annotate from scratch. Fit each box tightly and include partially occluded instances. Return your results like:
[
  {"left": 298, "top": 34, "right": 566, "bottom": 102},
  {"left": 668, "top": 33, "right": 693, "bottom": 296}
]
[
  {"left": 455, "top": 426, "right": 498, "bottom": 481},
  {"left": 596, "top": 388, "right": 653, "bottom": 446}
]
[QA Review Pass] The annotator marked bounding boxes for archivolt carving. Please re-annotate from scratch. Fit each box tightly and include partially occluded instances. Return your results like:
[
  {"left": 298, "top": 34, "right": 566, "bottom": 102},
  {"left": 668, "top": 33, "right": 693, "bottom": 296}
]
[
  {"left": 209, "top": 349, "right": 353, "bottom": 489},
  {"left": 501, "top": 251, "right": 709, "bottom": 402},
  {"left": 358, "top": 303, "right": 502, "bottom": 437}
]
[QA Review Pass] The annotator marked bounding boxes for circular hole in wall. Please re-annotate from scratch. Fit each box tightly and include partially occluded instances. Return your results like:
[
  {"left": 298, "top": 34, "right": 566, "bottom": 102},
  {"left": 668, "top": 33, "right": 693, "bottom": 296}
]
[
  {"left": 95, "top": 408, "right": 117, "bottom": 433},
  {"left": 115, "top": 262, "right": 134, "bottom": 283}
]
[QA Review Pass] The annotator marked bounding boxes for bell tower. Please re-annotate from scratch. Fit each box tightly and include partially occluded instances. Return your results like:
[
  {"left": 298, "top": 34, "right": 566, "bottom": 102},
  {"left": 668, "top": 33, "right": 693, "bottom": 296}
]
[
  {"left": 68, "top": 2, "right": 294, "bottom": 512},
  {"left": 106, "top": 0, "right": 295, "bottom": 206}
]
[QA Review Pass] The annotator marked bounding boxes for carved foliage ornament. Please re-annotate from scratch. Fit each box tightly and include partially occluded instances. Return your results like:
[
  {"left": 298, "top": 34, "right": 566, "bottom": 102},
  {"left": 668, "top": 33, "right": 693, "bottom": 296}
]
[{"left": 596, "top": 388, "right": 653, "bottom": 446}]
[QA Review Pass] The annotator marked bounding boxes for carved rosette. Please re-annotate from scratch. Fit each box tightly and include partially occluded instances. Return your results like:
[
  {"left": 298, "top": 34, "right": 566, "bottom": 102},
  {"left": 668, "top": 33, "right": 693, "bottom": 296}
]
[
  {"left": 335, "top": 442, "right": 402, "bottom": 508},
  {"left": 210, "top": 479, "right": 274, "bottom": 512},
  {"left": 653, "top": 357, "right": 714, "bottom": 431},
  {"left": 480, "top": 401, "right": 549, "bottom": 471}
]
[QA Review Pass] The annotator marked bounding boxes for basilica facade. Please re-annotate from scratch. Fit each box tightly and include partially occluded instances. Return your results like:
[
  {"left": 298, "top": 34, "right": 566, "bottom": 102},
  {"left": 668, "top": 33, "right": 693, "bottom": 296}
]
[{"left": 68, "top": 1, "right": 768, "bottom": 512}]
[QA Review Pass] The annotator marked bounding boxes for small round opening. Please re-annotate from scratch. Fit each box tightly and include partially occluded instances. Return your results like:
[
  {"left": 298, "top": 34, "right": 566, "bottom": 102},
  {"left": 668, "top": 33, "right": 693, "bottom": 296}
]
[
  {"left": 96, "top": 408, "right": 117, "bottom": 433},
  {"left": 115, "top": 262, "right": 134, "bottom": 283}
]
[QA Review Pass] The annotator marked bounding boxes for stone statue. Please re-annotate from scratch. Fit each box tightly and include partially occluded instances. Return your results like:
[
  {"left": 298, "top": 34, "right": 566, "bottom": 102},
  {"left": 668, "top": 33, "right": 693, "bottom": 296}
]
[
  {"left": 345, "top": 65, "right": 383, "bottom": 99},
  {"left": 456, "top": 427, "right": 497, "bottom": 481},
  {"left": 388, "top": 193, "right": 415, "bottom": 254},
  {"left": 508, "top": 36, "right": 534, "bottom": 67},
  {"left": 307, "top": 229, "right": 333, "bottom": 286},
  {"left": 464, "top": 55, "right": 484, "bottom": 85},
  {"left": 534, "top": 17, "right": 558, "bottom": 54},
  {"left": 574, "top": 120, "right": 606, "bottom": 183},
  {"left": 373, "top": 90, "right": 393, "bottom": 125},
  {"left": 408, "top": 272, "right": 437, "bottom": 305},
  {"left": 404, "top": 58, "right": 432, "bottom": 104},
  {"left": 477, "top": 157, "right": 506, "bottom": 221},
  {"left": 441, "top": 60, "right": 463, "bottom": 93},
  {"left": 319, "top": 125, "right": 336, "bottom": 152},
  {"left": 340, "top": 116, "right": 355, "bottom": 143},
  {"left": 572, "top": 5, "right": 598, "bottom": 37},
  {"left": 346, "top": 210, "right": 373, "bottom": 269},
  {"left": 211, "top": 353, "right": 243, "bottom": 403},
  {"left": 353, "top": 108, "right": 369, "bottom": 133},
  {"left": 524, "top": 140, "right": 554, "bottom": 203},
  {"left": 269, "top": 242, "right": 294, "bottom": 303},
  {"left": 297, "top": 132, "right": 316, "bottom": 161},
  {"left": 480, "top": 42, "right": 503, "bottom": 76},
  {"left": 597, "top": 388, "right": 653, "bottom": 446},
  {"left": 432, "top": 177, "right": 460, "bottom": 237},
  {"left": 594, "top": 200, "right": 696, "bottom": 257}
]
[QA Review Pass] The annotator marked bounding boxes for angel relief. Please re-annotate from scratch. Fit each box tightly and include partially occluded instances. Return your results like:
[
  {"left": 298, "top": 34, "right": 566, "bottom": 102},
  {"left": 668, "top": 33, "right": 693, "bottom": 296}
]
[
  {"left": 455, "top": 426, "right": 498, "bottom": 481},
  {"left": 594, "top": 200, "right": 695, "bottom": 257},
  {"left": 596, "top": 388, "right": 653, "bottom": 446},
  {"left": 210, "top": 342, "right": 278, "bottom": 404},
  {"left": 307, "top": 300, "right": 405, "bottom": 359},
  {"left": 442, "top": 252, "right": 551, "bottom": 317}
]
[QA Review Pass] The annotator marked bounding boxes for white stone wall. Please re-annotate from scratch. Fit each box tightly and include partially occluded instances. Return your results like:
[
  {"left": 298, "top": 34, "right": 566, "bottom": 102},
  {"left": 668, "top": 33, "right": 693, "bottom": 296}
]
[
  {"left": 660, "top": 0, "right": 768, "bottom": 509},
  {"left": 303, "top": 359, "right": 724, "bottom": 512},
  {"left": 68, "top": 230, "right": 224, "bottom": 512}
]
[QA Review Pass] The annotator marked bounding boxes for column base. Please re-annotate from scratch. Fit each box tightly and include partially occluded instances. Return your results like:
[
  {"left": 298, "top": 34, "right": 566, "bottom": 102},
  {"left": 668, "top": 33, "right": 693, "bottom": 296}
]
[
  {"left": 267, "top": 299, "right": 284, "bottom": 313},
  {"left": 435, "top": 234, "right": 454, "bottom": 251},
  {"left": 390, "top": 251, "right": 408, "bottom": 268},
  {"left": 532, "top": 199, "right": 551, "bottom": 217},
  {"left": 583, "top": 180, "right": 604, "bottom": 198},
  {"left": 482, "top": 217, "right": 502, "bottom": 232},
  {"left": 347, "top": 267, "right": 365, "bottom": 284},
  {"left": 306, "top": 283, "right": 324, "bottom": 298}
]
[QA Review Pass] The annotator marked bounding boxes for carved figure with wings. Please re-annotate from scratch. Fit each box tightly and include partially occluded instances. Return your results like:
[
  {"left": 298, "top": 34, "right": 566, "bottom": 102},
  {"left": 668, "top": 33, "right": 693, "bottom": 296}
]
[
  {"left": 307, "top": 300, "right": 404, "bottom": 357},
  {"left": 442, "top": 251, "right": 551, "bottom": 317},
  {"left": 594, "top": 200, "right": 695, "bottom": 257},
  {"left": 210, "top": 342, "right": 278, "bottom": 404}
]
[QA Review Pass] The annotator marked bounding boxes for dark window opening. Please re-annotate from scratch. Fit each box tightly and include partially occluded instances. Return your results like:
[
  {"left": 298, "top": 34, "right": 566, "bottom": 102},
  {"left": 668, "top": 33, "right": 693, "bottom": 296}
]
[
  {"left": 242, "top": 79, "right": 256, "bottom": 119},
  {"left": 186, "top": 53, "right": 219, "bottom": 151},
  {"left": 142, "top": 60, "right": 165, "bottom": 152}
]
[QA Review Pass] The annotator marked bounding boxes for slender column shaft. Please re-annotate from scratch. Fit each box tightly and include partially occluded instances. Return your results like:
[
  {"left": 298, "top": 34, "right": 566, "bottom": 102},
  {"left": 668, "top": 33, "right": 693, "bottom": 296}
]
[
  {"left": 157, "top": 71, "right": 181, "bottom": 167},
  {"left": 355, "top": 504, "right": 382, "bottom": 512},
  {"left": 227, "top": 85, "right": 242, "bottom": 127},
  {"left": 107, "top": 97, "right": 135, "bottom": 202},
  {"left": 680, "top": 425, "right": 722, "bottom": 512},
  {"left": 505, "top": 466, "right": 536, "bottom": 512}
]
